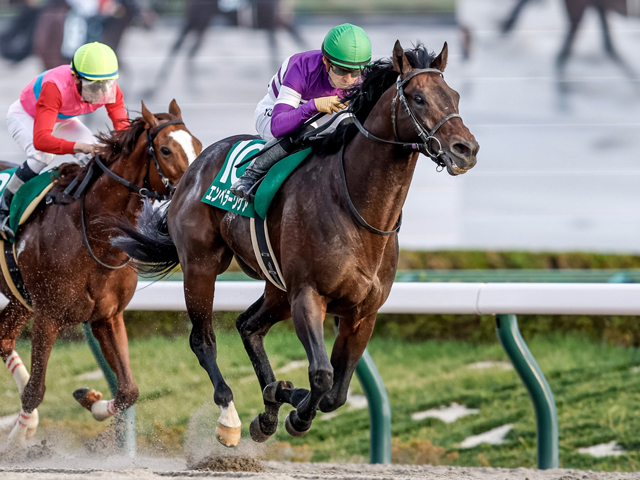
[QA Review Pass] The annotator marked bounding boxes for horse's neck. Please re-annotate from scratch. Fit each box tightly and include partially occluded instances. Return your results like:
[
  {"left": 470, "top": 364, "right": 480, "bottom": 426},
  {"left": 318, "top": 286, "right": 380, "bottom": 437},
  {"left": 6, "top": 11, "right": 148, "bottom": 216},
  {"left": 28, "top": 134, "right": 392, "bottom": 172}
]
[
  {"left": 342, "top": 96, "right": 419, "bottom": 233},
  {"left": 87, "top": 141, "right": 149, "bottom": 223}
]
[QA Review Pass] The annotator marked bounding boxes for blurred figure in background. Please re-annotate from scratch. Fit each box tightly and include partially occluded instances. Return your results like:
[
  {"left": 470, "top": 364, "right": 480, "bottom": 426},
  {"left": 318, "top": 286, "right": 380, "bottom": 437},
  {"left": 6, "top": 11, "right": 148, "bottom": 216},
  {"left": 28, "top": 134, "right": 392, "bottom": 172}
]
[
  {"left": 231, "top": 23, "right": 371, "bottom": 201},
  {"left": 0, "top": 0, "right": 146, "bottom": 70},
  {"left": 0, "top": 42, "right": 128, "bottom": 240},
  {"left": 148, "top": 0, "right": 306, "bottom": 96}
]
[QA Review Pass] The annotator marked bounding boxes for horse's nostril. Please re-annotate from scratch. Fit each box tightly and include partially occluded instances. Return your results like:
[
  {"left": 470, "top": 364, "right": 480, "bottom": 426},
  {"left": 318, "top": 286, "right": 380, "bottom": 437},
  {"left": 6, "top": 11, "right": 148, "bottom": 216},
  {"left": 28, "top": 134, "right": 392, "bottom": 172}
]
[{"left": 452, "top": 142, "right": 472, "bottom": 158}]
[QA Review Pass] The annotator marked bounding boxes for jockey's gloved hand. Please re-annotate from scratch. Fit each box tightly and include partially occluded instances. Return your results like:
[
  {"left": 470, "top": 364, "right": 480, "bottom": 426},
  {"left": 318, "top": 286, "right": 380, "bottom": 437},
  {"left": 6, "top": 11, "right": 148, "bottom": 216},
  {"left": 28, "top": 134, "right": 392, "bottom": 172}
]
[
  {"left": 314, "top": 95, "right": 347, "bottom": 114},
  {"left": 74, "top": 143, "right": 98, "bottom": 156}
]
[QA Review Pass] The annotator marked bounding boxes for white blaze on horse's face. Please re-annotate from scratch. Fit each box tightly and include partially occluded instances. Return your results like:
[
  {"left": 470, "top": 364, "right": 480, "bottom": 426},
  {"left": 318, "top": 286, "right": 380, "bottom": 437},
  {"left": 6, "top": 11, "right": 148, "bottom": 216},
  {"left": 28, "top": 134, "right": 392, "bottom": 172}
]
[{"left": 169, "top": 130, "right": 198, "bottom": 165}]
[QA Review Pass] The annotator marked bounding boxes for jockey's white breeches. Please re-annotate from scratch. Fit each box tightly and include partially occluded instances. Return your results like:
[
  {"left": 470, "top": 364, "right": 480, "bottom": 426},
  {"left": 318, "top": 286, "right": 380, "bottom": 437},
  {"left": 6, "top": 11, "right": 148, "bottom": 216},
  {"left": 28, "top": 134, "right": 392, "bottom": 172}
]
[
  {"left": 6, "top": 100, "right": 96, "bottom": 174},
  {"left": 254, "top": 93, "right": 353, "bottom": 142}
]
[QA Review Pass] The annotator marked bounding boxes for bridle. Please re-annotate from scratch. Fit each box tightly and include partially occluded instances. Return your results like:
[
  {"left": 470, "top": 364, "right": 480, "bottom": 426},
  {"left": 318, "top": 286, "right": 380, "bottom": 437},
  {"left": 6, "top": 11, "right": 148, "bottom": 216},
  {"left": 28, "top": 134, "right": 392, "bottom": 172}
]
[
  {"left": 84, "top": 118, "right": 185, "bottom": 269},
  {"left": 342, "top": 67, "right": 460, "bottom": 236},
  {"left": 352, "top": 68, "right": 461, "bottom": 171}
]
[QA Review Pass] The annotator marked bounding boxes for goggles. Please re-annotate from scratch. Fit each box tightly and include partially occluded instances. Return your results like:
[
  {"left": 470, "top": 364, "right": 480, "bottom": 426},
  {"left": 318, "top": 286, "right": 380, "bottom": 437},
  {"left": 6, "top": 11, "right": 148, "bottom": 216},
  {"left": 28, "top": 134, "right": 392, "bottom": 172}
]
[
  {"left": 81, "top": 78, "right": 117, "bottom": 105},
  {"left": 329, "top": 63, "right": 363, "bottom": 78}
]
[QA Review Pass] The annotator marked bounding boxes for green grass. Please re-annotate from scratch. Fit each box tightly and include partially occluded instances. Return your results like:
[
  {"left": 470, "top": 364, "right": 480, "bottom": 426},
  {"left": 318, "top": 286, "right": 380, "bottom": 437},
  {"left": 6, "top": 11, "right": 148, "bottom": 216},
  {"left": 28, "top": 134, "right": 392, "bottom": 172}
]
[{"left": 2, "top": 328, "right": 640, "bottom": 471}]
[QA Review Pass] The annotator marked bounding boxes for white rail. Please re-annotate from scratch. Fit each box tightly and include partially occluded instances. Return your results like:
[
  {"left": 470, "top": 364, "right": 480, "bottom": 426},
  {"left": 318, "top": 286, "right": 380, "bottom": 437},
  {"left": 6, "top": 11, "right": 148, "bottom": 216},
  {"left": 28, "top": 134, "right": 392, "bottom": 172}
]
[{"left": 127, "top": 281, "right": 640, "bottom": 316}]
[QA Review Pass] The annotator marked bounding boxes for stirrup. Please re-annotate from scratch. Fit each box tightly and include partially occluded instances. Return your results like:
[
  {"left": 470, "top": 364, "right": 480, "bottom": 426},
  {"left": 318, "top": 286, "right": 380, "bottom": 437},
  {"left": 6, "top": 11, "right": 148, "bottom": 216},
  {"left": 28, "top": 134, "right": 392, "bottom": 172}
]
[{"left": 0, "top": 215, "right": 14, "bottom": 241}]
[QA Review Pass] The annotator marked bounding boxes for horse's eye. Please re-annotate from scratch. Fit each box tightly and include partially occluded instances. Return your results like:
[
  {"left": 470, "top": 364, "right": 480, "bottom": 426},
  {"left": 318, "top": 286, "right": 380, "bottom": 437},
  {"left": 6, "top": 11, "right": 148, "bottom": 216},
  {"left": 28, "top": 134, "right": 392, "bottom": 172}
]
[
  {"left": 414, "top": 95, "right": 426, "bottom": 106},
  {"left": 160, "top": 146, "right": 171, "bottom": 156}
]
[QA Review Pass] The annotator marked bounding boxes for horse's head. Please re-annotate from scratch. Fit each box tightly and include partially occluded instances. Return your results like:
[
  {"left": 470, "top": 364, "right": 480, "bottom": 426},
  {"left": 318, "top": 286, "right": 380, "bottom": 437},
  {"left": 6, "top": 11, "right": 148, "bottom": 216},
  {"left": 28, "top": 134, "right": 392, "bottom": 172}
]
[
  {"left": 141, "top": 100, "right": 203, "bottom": 195},
  {"left": 392, "top": 41, "right": 478, "bottom": 175}
]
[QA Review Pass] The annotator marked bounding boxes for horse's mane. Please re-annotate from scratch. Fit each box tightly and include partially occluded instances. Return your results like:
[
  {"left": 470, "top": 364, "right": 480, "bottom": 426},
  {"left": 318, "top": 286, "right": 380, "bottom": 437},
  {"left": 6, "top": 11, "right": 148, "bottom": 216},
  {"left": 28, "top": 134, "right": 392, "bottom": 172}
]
[
  {"left": 315, "top": 43, "right": 436, "bottom": 157},
  {"left": 56, "top": 113, "right": 174, "bottom": 190}
]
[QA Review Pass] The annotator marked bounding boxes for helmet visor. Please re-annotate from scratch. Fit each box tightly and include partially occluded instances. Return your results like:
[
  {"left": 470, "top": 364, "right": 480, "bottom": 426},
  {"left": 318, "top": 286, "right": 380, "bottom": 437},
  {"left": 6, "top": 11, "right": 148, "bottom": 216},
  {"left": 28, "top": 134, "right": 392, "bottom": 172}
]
[
  {"left": 81, "top": 79, "right": 117, "bottom": 105},
  {"left": 329, "top": 62, "right": 363, "bottom": 78}
]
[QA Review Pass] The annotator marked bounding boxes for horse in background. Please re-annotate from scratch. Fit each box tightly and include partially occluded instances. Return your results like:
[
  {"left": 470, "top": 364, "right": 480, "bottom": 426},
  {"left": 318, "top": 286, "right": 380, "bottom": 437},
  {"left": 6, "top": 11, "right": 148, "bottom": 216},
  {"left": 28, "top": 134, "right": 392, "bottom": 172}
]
[
  {"left": 0, "top": 101, "right": 201, "bottom": 447},
  {"left": 145, "top": 0, "right": 307, "bottom": 97},
  {"left": 501, "top": 0, "right": 638, "bottom": 75}
]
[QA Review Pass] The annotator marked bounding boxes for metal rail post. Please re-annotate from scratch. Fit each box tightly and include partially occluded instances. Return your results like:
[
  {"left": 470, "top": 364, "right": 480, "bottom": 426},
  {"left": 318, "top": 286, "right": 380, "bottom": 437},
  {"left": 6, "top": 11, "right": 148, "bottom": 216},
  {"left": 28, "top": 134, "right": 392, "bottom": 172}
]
[
  {"left": 83, "top": 323, "right": 136, "bottom": 457},
  {"left": 495, "top": 314, "right": 558, "bottom": 469},
  {"left": 334, "top": 317, "right": 391, "bottom": 464}
]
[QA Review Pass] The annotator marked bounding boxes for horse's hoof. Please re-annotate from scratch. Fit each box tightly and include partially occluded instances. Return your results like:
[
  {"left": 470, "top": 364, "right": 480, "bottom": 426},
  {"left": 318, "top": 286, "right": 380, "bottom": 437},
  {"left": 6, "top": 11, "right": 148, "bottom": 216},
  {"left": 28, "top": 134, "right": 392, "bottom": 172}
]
[
  {"left": 249, "top": 416, "right": 272, "bottom": 443},
  {"left": 25, "top": 409, "right": 38, "bottom": 440},
  {"left": 285, "top": 412, "right": 310, "bottom": 438},
  {"left": 216, "top": 423, "right": 241, "bottom": 447},
  {"left": 73, "top": 388, "right": 103, "bottom": 411},
  {"left": 262, "top": 380, "right": 294, "bottom": 404}
]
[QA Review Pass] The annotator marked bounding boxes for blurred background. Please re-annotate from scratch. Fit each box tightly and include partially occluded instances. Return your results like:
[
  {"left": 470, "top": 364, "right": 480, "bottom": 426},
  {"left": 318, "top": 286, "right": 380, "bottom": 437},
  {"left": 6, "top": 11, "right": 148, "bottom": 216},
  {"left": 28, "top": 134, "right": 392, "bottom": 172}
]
[
  {"left": 1, "top": 0, "right": 639, "bottom": 253},
  {"left": 2, "top": 0, "right": 640, "bottom": 471}
]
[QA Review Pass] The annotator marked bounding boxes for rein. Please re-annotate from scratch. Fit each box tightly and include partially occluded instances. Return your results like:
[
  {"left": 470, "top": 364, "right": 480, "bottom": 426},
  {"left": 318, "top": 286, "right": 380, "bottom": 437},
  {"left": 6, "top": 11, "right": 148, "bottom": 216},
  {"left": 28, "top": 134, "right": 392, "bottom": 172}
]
[
  {"left": 82, "top": 118, "right": 184, "bottom": 269},
  {"left": 353, "top": 67, "right": 461, "bottom": 170},
  {"left": 339, "top": 146, "right": 402, "bottom": 236}
]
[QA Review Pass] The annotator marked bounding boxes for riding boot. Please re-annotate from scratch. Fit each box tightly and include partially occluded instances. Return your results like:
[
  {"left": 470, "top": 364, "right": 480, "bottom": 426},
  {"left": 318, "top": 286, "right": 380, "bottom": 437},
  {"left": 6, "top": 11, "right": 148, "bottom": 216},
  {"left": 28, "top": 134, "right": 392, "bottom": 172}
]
[
  {"left": 230, "top": 142, "right": 289, "bottom": 202},
  {"left": 0, "top": 162, "right": 39, "bottom": 241}
]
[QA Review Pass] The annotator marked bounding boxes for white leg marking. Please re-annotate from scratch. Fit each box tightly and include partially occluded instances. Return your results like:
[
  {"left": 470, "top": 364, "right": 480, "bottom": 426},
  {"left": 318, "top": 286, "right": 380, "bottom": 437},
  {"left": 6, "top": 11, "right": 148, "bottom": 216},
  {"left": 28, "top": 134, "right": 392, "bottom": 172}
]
[
  {"left": 91, "top": 399, "right": 116, "bottom": 421},
  {"left": 169, "top": 130, "right": 198, "bottom": 165},
  {"left": 218, "top": 401, "right": 241, "bottom": 428},
  {"left": 5, "top": 351, "right": 29, "bottom": 394}
]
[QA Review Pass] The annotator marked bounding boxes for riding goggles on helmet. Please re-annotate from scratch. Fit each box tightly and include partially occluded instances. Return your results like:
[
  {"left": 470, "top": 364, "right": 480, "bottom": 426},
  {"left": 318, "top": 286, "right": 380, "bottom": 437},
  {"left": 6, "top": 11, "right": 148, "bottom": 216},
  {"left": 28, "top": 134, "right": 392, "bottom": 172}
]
[
  {"left": 81, "top": 78, "right": 117, "bottom": 105},
  {"left": 329, "top": 62, "right": 363, "bottom": 77}
]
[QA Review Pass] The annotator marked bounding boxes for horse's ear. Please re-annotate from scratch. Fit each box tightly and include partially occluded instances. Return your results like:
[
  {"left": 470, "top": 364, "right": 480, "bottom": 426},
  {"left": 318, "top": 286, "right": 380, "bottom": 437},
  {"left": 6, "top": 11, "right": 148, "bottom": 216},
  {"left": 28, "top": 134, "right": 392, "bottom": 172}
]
[
  {"left": 169, "top": 99, "right": 182, "bottom": 120},
  {"left": 431, "top": 42, "right": 449, "bottom": 72},
  {"left": 141, "top": 101, "right": 159, "bottom": 129},
  {"left": 392, "top": 40, "right": 411, "bottom": 76}
]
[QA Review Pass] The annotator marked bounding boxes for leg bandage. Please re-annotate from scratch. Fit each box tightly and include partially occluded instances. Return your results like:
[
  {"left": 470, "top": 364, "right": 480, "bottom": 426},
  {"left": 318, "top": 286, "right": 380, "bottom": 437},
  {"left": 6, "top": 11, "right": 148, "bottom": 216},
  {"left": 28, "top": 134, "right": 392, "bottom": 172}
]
[
  {"left": 5, "top": 351, "right": 29, "bottom": 394},
  {"left": 91, "top": 399, "right": 116, "bottom": 421},
  {"left": 8, "top": 408, "right": 38, "bottom": 444}
]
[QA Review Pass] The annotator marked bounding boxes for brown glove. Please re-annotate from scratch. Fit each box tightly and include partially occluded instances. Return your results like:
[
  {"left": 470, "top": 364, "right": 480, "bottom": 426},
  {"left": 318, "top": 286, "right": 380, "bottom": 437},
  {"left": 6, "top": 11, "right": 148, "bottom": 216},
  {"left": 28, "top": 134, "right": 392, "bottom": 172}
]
[{"left": 314, "top": 95, "right": 347, "bottom": 114}]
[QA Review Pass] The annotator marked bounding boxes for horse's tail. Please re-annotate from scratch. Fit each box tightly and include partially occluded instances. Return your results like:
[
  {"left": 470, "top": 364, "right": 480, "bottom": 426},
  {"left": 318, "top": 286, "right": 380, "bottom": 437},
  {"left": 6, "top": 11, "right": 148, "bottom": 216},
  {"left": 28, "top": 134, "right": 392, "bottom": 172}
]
[{"left": 111, "top": 199, "right": 180, "bottom": 276}]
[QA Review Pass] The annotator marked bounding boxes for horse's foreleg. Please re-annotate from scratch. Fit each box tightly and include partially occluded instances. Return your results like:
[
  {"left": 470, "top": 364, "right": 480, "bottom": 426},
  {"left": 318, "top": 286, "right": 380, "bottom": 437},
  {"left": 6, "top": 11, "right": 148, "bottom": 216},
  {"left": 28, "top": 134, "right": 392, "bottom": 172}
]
[
  {"left": 184, "top": 250, "right": 239, "bottom": 447},
  {"left": 285, "top": 288, "right": 332, "bottom": 437},
  {"left": 236, "top": 286, "right": 291, "bottom": 442},
  {"left": 596, "top": 5, "right": 617, "bottom": 57},
  {"left": 9, "top": 316, "right": 57, "bottom": 445},
  {"left": 319, "top": 315, "right": 376, "bottom": 413},
  {"left": 557, "top": 1, "right": 586, "bottom": 72},
  {"left": 73, "top": 314, "right": 138, "bottom": 423}
]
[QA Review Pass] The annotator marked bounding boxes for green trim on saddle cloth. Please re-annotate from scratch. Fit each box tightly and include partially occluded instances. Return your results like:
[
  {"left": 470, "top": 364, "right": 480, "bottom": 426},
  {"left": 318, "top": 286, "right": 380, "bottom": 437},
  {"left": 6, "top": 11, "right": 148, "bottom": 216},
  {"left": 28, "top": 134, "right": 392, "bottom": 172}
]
[
  {"left": 0, "top": 168, "right": 58, "bottom": 243},
  {"left": 201, "top": 139, "right": 313, "bottom": 219}
]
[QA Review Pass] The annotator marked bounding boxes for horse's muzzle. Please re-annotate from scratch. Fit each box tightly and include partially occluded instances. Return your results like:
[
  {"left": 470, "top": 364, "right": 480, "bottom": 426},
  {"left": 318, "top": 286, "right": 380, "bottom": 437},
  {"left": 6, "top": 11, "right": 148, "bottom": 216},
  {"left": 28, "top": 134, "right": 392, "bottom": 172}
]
[{"left": 444, "top": 136, "right": 479, "bottom": 175}]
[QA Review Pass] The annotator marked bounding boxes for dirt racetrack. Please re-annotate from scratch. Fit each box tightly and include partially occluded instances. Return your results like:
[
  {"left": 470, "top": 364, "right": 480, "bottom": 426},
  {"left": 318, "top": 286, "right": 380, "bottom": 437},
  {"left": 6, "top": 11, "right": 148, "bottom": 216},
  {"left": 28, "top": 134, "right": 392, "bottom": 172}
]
[{"left": 1, "top": 460, "right": 639, "bottom": 480}]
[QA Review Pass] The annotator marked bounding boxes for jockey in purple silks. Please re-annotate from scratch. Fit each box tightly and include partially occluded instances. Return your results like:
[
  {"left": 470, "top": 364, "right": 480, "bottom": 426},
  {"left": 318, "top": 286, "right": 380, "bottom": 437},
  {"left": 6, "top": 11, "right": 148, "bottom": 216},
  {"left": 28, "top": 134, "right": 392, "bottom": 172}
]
[{"left": 231, "top": 23, "right": 372, "bottom": 202}]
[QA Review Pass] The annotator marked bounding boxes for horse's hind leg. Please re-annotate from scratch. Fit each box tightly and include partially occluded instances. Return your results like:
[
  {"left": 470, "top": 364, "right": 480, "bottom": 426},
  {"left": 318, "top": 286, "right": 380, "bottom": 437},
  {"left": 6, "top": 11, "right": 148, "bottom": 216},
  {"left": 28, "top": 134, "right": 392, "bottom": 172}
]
[
  {"left": 73, "top": 314, "right": 139, "bottom": 424},
  {"left": 319, "top": 314, "right": 376, "bottom": 413},
  {"left": 236, "top": 285, "right": 294, "bottom": 442},
  {"left": 0, "top": 301, "right": 36, "bottom": 442},
  {"left": 285, "top": 287, "right": 332, "bottom": 436},
  {"left": 183, "top": 244, "right": 240, "bottom": 446},
  {"left": 9, "top": 314, "right": 58, "bottom": 445}
]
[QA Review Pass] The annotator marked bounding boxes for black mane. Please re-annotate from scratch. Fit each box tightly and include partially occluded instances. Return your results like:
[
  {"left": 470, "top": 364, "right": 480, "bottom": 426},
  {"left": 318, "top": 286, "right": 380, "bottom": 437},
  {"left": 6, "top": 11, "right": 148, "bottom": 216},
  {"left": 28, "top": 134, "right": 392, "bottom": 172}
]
[
  {"left": 56, "top": 113, "right": 174, "bottom": 190},
  {"left": 315, "top": 43, "right": 436, "bottom": 157}
]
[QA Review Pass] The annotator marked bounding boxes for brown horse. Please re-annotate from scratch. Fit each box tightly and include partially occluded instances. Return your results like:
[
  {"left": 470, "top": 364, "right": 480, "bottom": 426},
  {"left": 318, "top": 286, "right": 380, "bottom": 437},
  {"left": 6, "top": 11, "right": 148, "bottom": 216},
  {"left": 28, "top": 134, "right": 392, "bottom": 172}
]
[
  {"left": 115, "top": 42, "right": 478, "bottom": 446},
  {"left": 0, "top": 101, "right": 201, "bottom": 446}
]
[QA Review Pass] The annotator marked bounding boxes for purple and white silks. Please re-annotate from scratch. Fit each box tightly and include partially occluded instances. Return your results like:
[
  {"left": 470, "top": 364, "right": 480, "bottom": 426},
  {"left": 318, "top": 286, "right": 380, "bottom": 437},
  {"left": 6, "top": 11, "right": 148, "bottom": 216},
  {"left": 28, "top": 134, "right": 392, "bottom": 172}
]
[{"left": 255, "top": 50, "right": 340, "bottom": 140}]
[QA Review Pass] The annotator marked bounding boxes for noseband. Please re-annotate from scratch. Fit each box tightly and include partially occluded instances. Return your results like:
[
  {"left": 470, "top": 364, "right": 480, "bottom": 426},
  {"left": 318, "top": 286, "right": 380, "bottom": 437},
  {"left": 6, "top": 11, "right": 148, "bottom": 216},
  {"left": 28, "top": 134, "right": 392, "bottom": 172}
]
[{"left": 353, "top": 68, "right": 461, "bottom": 170}]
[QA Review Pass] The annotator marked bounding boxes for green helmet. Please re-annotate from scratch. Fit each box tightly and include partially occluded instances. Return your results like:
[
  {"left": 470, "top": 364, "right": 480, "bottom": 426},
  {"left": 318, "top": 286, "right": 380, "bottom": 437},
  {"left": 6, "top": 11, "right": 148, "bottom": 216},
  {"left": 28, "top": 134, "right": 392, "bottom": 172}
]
[
  {"left": 321, "top": 24, "right": 371, "bottom": 69},
  {"left": 71, "top": 42, "right": 119, "bottom": 81}
]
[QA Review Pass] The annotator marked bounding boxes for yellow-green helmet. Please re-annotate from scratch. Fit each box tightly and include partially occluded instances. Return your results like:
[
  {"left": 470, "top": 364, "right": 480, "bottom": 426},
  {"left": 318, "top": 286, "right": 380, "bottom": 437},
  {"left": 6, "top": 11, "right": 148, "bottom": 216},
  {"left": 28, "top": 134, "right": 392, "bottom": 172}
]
[
  {"left": 71, "top": 42, "right": 119, "bottom": 81},
  {"left": 321, "top": 24, "right": 371, "bottom": 69}
]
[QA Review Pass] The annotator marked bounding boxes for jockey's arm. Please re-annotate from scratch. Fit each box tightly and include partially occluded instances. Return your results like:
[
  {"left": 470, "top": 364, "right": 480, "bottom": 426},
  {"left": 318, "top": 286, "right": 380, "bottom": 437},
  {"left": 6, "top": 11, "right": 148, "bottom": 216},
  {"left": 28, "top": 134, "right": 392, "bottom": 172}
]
[
  {"left": 270, "top": 100, "right": 318, "bottom": 138},
  {"left": 104, "top": 85, "right": 129, "bottom": 131},
  {"left": 33, "top": 82, "right": 76, "bottom": 155}
]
